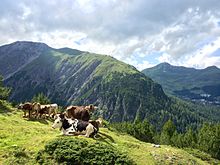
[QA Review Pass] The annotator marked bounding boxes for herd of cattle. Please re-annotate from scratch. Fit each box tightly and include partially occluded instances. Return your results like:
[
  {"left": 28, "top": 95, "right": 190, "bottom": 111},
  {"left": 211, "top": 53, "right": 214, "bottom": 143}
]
[{"left": 18, "top": 102, "right": 103, "bottom": 138}]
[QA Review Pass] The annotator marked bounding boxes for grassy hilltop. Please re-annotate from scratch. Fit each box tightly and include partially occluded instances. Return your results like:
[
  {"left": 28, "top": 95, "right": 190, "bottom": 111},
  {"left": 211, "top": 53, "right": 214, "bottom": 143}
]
[{"left": 0, "top": 100, "right": 219, "bottom": 165}]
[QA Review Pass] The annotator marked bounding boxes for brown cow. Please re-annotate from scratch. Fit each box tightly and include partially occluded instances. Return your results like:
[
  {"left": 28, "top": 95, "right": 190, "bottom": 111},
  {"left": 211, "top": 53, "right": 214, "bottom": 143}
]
[
  {"left": 65, "top": 104, "right": 97, "bottom": 121},
  {"left": 18, "top": 102, "right": 34, "bottom": 118}
]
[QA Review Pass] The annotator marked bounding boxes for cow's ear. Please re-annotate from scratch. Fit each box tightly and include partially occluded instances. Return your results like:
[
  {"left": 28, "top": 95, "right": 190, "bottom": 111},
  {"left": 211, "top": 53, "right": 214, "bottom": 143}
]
[{"left": 89, "top": 104, "right": 94, "bottom": 109}]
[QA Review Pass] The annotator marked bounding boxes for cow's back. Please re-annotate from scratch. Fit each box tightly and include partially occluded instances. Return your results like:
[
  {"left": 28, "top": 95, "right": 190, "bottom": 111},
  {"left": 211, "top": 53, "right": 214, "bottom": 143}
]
[
  {"left": 66, "top": 106, "right": 90, "bottom": 121},
  {"left": 78, "top": 108, "right": 90, "bottom": 121},
  {"left": 22, "top": 103, "right": 33, "bottom": 110}
]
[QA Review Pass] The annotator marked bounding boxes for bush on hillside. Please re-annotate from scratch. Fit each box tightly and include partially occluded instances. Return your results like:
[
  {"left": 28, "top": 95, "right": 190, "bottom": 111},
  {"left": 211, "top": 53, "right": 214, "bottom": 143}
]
[
  {"left": 110, "top": 119, "right": 155, "bottom": 143},
  {"left": 36, "top": 137, "right": 134, "bottom": 165},
  {"left": 3, "top": 146, "right": 33, "bottom": 165},
  {"left": 0, "top": 75, "right": 11, "bottom": 100},
  {"left": 184, "top": 148, "right": 220, "bottom": 164},
  {"left": 31, "top": 93, "right": 50, "bottom": 104}
]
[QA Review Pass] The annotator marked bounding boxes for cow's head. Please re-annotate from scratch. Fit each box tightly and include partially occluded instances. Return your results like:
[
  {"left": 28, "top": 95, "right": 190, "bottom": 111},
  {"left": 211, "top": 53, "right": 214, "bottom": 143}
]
[
  {"left": 96, "top": 118, "right": 103, "bottom": 127},
  {"left": 85, "top": 104, "right": 98, "bottom": 112},
  {"left": 17, "top": 103, "right": 24, "bottom": 109},
  {"left": 52, "top": 113, "right": 65, "bottom": 129}
]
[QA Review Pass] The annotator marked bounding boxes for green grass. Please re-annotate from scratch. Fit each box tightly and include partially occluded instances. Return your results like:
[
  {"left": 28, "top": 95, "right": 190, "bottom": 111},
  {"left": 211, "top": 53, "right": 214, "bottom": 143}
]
[{"left": 0, "top": 101, "right": 219, "bottom": 164}]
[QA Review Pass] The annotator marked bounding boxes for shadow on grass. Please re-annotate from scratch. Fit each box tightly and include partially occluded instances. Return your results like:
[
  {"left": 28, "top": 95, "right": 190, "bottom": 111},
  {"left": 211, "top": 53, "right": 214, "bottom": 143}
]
[
  {"left": 95, "top": 131, "right": 115, "bottom": 145},
  {"left": 26, "top": 118, "right": 50, "bottom": 125}
]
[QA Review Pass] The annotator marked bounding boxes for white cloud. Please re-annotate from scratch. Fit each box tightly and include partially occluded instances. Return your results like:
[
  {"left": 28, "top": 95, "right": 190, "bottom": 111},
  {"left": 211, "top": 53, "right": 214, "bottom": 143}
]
[
  {"left": 185, "top": 37, "right": 220, "bottom": 68},
  {"left": 123, "top": 56, "right": 155, "bottom": 71},
  {"left": 0, "top": 0, "right": 220, "bottom": 70}
]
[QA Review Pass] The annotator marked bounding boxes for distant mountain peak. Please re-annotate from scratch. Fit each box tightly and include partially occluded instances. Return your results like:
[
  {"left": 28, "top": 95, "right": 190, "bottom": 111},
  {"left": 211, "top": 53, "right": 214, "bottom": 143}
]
[
  {"left": 11, "top": 40, "right": 49, "bottom": 47},
  {"left": 204, "top": 65, "right": 219, "bottom": 70},
  {"left": 0, "top": 41, "right": 50, "bottom": 52},
  {"left": 160, "top": 62, "right": 171, "bottom": 66},
  {"left": 142, "top": 62, "right": 220, "bottom": 106}
]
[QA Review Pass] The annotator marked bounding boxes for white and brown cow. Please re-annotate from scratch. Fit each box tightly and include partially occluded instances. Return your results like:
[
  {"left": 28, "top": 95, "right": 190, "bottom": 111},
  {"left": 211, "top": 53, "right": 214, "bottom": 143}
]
[
  {"left": 52, "top": 113, "right": 98, "bottom": 137},
  {"left": 33, "top": 103, "right": 58, "bottom": 119}
]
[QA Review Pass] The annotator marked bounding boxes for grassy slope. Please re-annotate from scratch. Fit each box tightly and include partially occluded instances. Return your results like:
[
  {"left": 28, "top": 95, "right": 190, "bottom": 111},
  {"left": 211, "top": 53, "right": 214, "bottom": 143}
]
[
  {"left": 52, "top": 51, "right": 140, "bottom": 77},
  {"left": 0, "top": 101, "right": 219, "bottom": 165}
]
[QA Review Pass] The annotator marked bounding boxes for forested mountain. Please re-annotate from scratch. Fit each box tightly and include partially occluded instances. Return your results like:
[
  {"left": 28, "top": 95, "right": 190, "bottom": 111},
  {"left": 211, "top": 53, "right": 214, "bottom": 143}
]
[
  {"left": 142, "top": 62, "right": 220, "bottom": 105},
  {"left": 0, "top": 41, "right": 219, "bottom": 131}
]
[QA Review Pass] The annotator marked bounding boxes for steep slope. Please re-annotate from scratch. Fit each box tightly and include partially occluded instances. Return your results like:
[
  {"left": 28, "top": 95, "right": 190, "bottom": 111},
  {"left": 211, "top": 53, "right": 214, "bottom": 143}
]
[
  {"left": 142, "top": 63, "right": 220, "bottom": 105},
  {"left": 0, "top": 41, "right": 49, "bottom": 79},
  {"left": 1, "top": 41, "right": 167, "bottom": 123},
  {"left": 0, "top": 106, "right": 219, "bottom": 164},
  {"left": 1, "top": 42, "right": 219, "bottom": 130}
]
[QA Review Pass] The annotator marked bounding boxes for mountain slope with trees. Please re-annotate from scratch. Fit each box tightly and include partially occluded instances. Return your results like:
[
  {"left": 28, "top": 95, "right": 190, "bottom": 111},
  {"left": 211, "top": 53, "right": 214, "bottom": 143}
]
[
  {"left": 142, "top": 62, "right": 220, "bottom": 105},
  {"left": 0, "top": 41, "right": 219, "bottom": 131}
]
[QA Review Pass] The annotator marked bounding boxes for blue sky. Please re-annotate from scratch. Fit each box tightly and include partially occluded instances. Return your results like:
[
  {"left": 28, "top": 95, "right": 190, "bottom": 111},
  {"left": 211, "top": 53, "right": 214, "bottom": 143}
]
[{"left": 0, "top": 0, "right": 220, "bottom": 70}]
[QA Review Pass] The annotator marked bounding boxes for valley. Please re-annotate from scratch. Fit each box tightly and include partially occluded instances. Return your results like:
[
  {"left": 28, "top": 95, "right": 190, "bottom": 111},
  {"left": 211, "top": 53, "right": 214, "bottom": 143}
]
[{"left": 142, "top": 62, "right": 220, "bottom": 106}]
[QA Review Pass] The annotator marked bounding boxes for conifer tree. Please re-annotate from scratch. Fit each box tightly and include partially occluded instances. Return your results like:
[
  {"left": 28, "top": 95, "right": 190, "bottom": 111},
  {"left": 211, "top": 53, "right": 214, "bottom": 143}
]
[
  {"left": 183, "top": 127, "right": 197, "bottom": 148},
  {"left": 160, "top": 119, "right": 176, "bottom": 145},
  {"left": 0, "top": 75, "right": 10, "bottom": 100},
  {"left": 32, "top": 93, "right": 50, "bottom": 104},
  {"left": 198, "top": 123, "right": 220, "bottom": 159}
]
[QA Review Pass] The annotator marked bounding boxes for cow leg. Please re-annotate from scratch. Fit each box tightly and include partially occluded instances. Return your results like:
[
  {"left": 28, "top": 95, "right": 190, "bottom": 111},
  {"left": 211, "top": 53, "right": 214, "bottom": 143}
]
[
  {"left": 36, "top": 112, "right": 40, "bottom": 119},
  {"left": 23, "top": 111, "right": 26, "bottom": 117},
  {"left": 48, "top": 109, "right": 52, "bottom": 118},
  {"left": 28, "top": 110, "right": 31, "bottom": 118},
  {"left": 39, "top": 113, "right": 42, "bottom": 119},
  {"left": 84, "top": 124, "right": 94, "bottom": 138},
  {"left": 62, "top": 130, "right": 72, "bottom": 136},
  {"left": 35, "top": 111, "right": 38, "bottom": 118}
]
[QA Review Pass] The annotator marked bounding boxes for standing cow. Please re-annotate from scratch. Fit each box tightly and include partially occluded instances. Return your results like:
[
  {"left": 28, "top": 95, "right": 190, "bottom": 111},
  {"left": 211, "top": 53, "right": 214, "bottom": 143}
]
[
  {"left": 33, "top": 103, "right": 58, "bottom": 119},
  {"left": 18, "top": 102, "right": 34, "bottom": 118},
  {"left": 65, "top": 104, "right": 97, "bottom": 121}
]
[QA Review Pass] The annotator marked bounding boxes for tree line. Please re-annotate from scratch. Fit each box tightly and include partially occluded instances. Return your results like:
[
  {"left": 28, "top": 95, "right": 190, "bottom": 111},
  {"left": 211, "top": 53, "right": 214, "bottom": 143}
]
[
  {"left": 110, "top": 119, "right": 220, "bottom": 160},
  {"left": 1, "top": 74, "right": 219, "bottom": 159}
]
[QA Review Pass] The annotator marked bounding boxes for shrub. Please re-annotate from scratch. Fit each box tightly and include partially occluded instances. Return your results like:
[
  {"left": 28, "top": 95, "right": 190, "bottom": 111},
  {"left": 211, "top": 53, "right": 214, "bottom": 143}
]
[
  {"left": 32, "top": 93, "right": 50, "bottom": 104},
  {"left": 36, "top": 137, "right": 134, "bottom": 165},
  {"left": 0, "top": 75, "right": 11, "bottom": 100},
  {"left": 184, "top": 148, "right": 220, "bottom": 164},
  {"left": 3, "top": 146, "right": 33, "bottom": 165},
  {"left": 110, "top": 120, "right": 155, "bottom": 143}
]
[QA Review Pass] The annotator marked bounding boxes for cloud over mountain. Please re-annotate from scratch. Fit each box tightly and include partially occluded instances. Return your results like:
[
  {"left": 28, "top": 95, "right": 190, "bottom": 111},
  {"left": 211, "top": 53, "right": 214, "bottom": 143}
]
[{"left": 0, "top": 0, "right": 220, "bottom": 70}]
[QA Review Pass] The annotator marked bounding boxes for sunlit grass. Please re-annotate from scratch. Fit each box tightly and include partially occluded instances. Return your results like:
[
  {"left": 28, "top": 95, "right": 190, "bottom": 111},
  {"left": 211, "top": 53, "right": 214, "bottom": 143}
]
[{"left": 0, "top": 101, "right": 219, "bottom": 164}]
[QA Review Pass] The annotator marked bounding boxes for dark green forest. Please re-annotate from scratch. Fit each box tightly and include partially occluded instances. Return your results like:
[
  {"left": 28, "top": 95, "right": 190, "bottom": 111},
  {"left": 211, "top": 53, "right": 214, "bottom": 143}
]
[{"left": 110, "top": 119, "right": 220, "bottom": 160}]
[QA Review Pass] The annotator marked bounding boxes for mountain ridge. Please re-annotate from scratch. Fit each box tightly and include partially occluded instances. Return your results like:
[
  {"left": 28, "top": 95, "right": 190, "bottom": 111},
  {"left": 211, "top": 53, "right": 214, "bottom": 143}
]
[
  {"left": 149, "top": 62, "right": 220, "bottom": 70},
  {"left": 142, "top": 62, "right": 220, "bottom": 105},
  {"left": 0, "top": 41, "right": 220, "bottom": 130},
  {"left": 1, "top": 41, "right": 168, "bottom": 124}
]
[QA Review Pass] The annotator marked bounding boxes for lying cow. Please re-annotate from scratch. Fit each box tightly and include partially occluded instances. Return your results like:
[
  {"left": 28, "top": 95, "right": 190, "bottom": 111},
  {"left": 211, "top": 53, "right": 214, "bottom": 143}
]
[
  {"left": 18, "top": 102, "right": 34, "bottom": 118},
  {"left": 65, "top": 104, "right": 98, "bottom": 121},
  {"left": 52, "top": 113, "right": 98, "bottom": 137}
]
